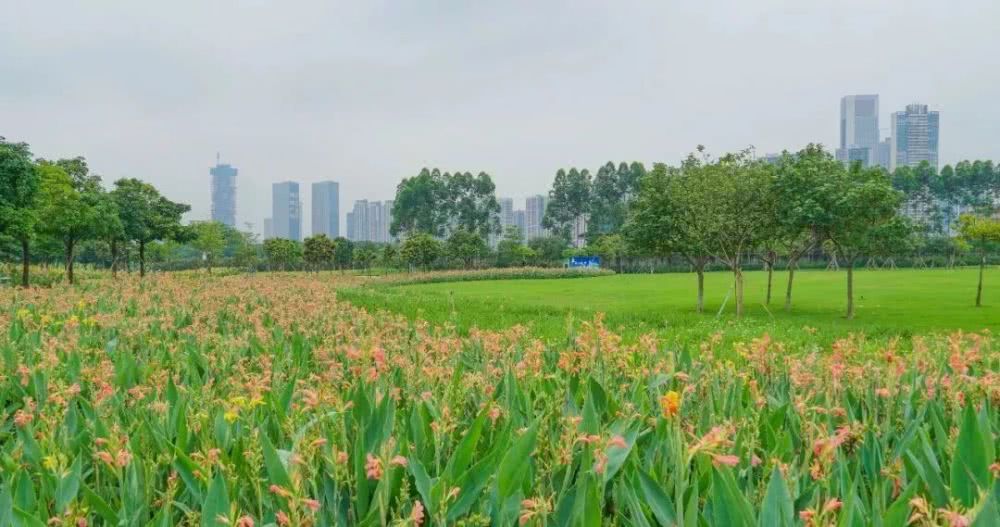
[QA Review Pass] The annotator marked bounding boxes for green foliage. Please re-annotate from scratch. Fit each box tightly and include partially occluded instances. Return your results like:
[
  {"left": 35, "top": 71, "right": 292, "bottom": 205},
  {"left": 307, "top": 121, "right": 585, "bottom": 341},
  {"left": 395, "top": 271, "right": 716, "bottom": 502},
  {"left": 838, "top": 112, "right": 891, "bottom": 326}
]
[
  {"left": 543, "top": 167, "right": 592, "bottom": 240},
  {"left": 391, "top": 168, "right": 500, "bottom": 238},
  {"left": 110, "top": 178, "right": 190, "bottom": 276},
  {"left": 3, "top": 273, "right": 997, "bottom": 525},
  {"left": 333, "top": 236, "right": 354, "bottom": 270},
  {"left": 189, "top": 221, "right": 228, "bottom": 272},
  {"left": 400, "top": 233, "right": 442, "bottom": 270},
  {"left": 302, "top": 234, "right": 336, "bottom": 271},
  {"left": 446, "top": 229, "right": 487, "bottom": 268},
  {"left": 527, "top": 235, "right": 567, "bottom": 265},
  {"left": 262, "top": 238, "right": 303, "bottom": 271}
]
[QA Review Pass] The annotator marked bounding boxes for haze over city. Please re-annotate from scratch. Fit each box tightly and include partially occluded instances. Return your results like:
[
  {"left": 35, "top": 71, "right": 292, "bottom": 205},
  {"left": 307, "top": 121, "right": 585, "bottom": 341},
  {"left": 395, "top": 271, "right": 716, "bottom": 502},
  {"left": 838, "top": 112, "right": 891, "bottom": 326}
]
[{"left": 3, "top": 1, "right": 998, "bottom": 235}]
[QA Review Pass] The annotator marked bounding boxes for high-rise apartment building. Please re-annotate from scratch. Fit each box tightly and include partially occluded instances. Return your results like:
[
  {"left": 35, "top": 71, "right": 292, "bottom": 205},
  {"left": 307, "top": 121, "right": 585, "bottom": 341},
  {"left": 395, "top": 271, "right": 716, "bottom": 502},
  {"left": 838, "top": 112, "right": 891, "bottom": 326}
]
[
  {"left": 837, "top": 95, "right": 881, "bottom": 168},
  {"left": 514, "top": 210, "right": 526, "bottom": 237},
  {"left": 311, "top": 181, "right": 340, "bottom": 238},
  {"left": 345, "top": 212, "right": 355, "bottom": 241},
  {"left": 209, "top": 159, "right": 237, "bottom": 227},
  {"left": 890, "top": 103, "right": 940, "bottom": 171},
  {"left": 271, "top": 182, "right": 302, "bottom": 241},
  {"left": 347, "top": 199, "right": 392, "bottom": 242},
  {"left": 525, "top": 194, "right": 548, "bottom": 240}
]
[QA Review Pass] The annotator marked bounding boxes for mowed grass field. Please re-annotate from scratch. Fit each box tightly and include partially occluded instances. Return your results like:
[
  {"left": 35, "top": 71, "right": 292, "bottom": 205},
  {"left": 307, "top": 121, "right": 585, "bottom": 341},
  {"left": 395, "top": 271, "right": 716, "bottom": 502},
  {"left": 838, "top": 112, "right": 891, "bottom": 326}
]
[{"left": 339, "top": 267, "right": 1000, "bottom": 344}]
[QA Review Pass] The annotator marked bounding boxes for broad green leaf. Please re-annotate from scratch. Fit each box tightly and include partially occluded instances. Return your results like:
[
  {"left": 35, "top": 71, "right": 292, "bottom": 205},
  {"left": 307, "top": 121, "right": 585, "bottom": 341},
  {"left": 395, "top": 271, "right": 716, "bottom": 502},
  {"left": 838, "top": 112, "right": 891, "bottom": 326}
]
[
  {"left": 759, "top": 467, "right": 793, "bottom": 527},
  {"left": 951, "top": 404, "right": 991, "bottom": 507},
  {"left": 201, "top": 470, "right": 230, "bottom": 527},
  {"left": 497, "top": 422, "right": 539, "bottom": 500},
  {"left": 260, "top": 433, "right": 292, "bottom": 489},
  {"left": 54, "top": 457, "right": 82, "bottom": 514},
  {"left": 637, "top": 471, "right": 677, "bottom": 527},
  {"left": 709, "top": 467, "right": 754, "bottom": 527}
]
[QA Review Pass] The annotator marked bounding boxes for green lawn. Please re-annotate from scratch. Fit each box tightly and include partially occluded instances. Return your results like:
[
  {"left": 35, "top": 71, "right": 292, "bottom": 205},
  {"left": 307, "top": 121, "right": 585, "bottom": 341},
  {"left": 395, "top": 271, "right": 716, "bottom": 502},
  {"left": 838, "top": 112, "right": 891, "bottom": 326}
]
[{"left": 338, "top": 267, "right": 999, "bottom": 346}]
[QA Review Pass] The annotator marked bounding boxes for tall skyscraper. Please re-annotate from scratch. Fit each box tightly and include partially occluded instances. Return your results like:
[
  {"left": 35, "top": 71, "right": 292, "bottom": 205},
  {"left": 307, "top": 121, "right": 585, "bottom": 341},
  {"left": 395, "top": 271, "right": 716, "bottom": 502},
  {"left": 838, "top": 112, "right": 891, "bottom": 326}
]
[
  {"left": 271, "top": 182, "right": 302, "bottom": 241},
  {"left": 890, "top": 103, "right": 940, "bottom": 171},
  {"left": 350, "top": 200, "right": 369, "bottom": 241},
  {"left": 513, "top": 210, "right": 526, "bottom": 237},
  {"left": 382, "top": 200, "right": 394, "bottom": 242},
  {"left": 837, "top": 94, "right": 880, "bottom": 168},
  {"left": 525, "top": 195, "right": 548, "bottom": 240},
  {"left": 311, "top": 181, "right": 340, "bottom": 238},
  {"left": 345, "top": 212, "right": 356, "bottom": 241},
  {"left": 209, "top": 158, "right": 237, "bottom": 227},
  {"left": 499, "top": 198, "right": 515, "bottom": 228}
]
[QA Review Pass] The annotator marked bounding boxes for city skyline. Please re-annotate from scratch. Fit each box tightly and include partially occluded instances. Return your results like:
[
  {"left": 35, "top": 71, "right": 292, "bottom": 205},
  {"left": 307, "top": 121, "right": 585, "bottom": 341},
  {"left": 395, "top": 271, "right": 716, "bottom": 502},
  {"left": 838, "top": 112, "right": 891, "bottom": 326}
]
[{"left": 5, "top": 2, "right": 997, "bottom": 237}]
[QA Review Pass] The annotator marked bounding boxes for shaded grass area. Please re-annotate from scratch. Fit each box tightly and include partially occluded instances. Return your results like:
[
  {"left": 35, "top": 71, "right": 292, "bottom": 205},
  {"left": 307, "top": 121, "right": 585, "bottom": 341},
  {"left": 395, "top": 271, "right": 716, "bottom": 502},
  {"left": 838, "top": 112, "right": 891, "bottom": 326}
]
[{"left": 337, "top": 267, "right": 999, "bottom": 347}]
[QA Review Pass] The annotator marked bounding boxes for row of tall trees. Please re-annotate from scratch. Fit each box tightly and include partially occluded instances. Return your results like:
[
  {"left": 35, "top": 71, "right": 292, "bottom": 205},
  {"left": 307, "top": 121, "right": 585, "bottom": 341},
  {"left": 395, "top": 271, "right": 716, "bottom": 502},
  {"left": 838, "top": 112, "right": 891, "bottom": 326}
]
[
  {"left": 1, "top": 138, "right": 190, "bottom": 286},
  {"left": 625, "top": 145, "right": 1000, "bottom": 318},
  {"left": 543, "top": 162, "right": 647, "bottom": 242},
  {"left": 390, "top": 169, "right": 501, "bottom": 239}
]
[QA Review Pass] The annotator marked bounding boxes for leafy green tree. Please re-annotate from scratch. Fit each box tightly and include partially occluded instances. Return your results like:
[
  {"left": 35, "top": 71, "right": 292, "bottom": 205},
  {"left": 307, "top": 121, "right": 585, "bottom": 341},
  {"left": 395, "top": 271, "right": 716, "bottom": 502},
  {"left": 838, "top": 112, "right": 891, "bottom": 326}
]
[
  {"left": 333, "top": 237, "right": 354, "bottom": 271},
  {"left": 496, "top": 225, "right": 526, "bottom": 267},
  {"left": 381, "top": 243, "right": 399, "bottom": 270},
  {"left": 771, "top": 145, "right": 841, "bottom": 311},
  {"left": 823, "top": 163, "right": 904, "bottom": 319},
  {"left": 0, "top": 138, "right": 41, "bottom": 287},
  {"left": 593, "top": 234, "right": 626, "bottom": 272},
  {"left": 391, "top": 168, "right": 448, "bottom": 236},
  {"left": 958, "top": 214, "right": 1000, "bottom": 307},
  {"left": 110, "top": 178, "right": 190, "bottom": 277},
  {"left": 231, "top": 230, "right": 260, "bottom": 271},
  {"left": 625, "top": 162, "right": 713, "bottom": 313},
  {"left": 35, "top": 163, "right": 101, "bottom": 283},
  {"left": 303, "top": 234, "right": 336, "bottom": 271},
  {"left": 353, "top": 242, "right": 378, "bottom": 273},
  {"left": 445, "top": 172, "right": 501, "bottom": 239},
  {"left": 446, "top": 229, "right": 487, "bottom": 268},
  {"left": 189, "top": 221, "right": 228, "bottom": 273},
  {"left": 543, "top": 168, "right": 592, "bottom": 241},
  {"left": 400, "top": 233, "right": 441, "bottom": 270},
  {"left": 263, "top": 238, "right": 302, "bottom": 271},
  {"left": 683, "top": 150, "right": 774, "bottom": 317},
  {"left": 391, "top": 169, "right": 500, "bottom": 239},
  {"left": 528, "top": 235, "right": 567, "bottom": 266},
  {"left": 589, "top": 161, "right": 645, "bottom": 241}
]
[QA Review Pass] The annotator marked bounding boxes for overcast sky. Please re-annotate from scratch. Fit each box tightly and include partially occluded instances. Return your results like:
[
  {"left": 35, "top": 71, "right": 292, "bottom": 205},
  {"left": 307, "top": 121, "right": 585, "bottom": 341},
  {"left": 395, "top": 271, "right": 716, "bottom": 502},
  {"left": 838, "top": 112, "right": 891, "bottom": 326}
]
[{"left": 3, "top": 1, "right": 998, "bottom": 235}]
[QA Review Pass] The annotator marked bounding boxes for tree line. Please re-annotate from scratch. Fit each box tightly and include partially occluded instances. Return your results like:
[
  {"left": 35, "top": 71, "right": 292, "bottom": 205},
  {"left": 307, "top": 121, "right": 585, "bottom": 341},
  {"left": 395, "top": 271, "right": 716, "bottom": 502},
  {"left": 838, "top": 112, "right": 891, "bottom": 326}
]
[
  {"left": 624, "top": 145, "right": 1000, "bottom": 317},
  {"left": 1, "top": 138, "right": 191, "bottom": 286},
  {"left": 4, "top": 136, "right": 1000, "bottom": 314}
]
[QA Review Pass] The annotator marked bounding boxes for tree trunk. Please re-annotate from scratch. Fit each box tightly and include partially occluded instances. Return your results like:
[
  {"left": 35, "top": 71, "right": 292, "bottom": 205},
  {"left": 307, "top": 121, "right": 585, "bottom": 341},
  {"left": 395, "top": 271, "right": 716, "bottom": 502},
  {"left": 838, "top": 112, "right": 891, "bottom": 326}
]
[
  {"left": 846, "top": 264, "right": 855, "bottom": 319},
  {"left": 65, "top": 238, "right": 76, "bottom": 285},
  {"left": 111, "top": 240, "right": 119, "bottom": 277},
  {"left": 784, "top": 264, "right": 796, "bottom": 312},
  {"left": 976, "top": 254, "right": 985, "bottom": 307},
  {"left": 139, "top": 241, "right": 146, "bottom": 277},
  {"left": 696, "top": 267, "right": 705, "bottom": 313},
  {"left": 20, "top": 238, "right": 30, "bottom": 288},
  {"left": 765, "top": 261, "right": 773, "bottom": 305},
  {"left": 734, "top": 267, "right": 744, "bottom": 317}
]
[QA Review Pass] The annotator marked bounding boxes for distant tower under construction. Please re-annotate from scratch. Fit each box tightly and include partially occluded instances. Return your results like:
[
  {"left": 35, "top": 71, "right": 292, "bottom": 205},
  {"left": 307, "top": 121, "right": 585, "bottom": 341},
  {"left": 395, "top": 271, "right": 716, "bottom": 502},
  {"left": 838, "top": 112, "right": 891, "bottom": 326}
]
[{"left": 210, "top": 153, "right": 237, "bottom": 227}]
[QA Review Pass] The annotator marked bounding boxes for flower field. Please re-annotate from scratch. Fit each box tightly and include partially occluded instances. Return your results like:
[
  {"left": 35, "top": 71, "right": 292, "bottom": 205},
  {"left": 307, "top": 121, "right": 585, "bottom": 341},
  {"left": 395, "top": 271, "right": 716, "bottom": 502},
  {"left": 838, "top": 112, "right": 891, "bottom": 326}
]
[{"left": 1, "top": 273, "right": 998, "bottom": 526}]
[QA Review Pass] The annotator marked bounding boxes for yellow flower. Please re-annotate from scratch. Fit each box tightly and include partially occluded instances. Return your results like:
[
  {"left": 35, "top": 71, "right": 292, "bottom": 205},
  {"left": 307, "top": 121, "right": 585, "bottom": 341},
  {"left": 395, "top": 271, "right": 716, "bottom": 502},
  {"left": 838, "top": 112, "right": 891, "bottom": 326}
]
[
  {"left": 16, "top": 308, "right": 30, "bottom": 320},
  {"left": 43, "top": 456, "right": 58, "bottom": 470},
  {"left": 224, "top": 410, "right": 239, "bottom": 423},
  {"left": 659, "top": 391, "right": 681, "bottom": 418}
]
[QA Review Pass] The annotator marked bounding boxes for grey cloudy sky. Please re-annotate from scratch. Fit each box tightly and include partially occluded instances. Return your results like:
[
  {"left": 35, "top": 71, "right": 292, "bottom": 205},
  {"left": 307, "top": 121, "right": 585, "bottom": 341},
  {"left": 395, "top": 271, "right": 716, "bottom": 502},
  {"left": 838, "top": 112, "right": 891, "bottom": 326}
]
[{"left": 3, "top": 1, "right": 998, "bottom": 235}]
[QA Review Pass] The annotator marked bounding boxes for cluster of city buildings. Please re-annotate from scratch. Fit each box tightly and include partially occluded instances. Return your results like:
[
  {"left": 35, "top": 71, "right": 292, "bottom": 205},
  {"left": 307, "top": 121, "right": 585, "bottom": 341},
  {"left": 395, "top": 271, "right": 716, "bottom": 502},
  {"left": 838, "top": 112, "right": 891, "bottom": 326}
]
[
  {"left": 834, "top": 94, "right": 940, "bottom": 171},
  {"left": 209, "top": 160, "right": 552, "bottom": 245},
  {"left": 491, "top": 195, "right": 551, "bottom": 245},
  {"left": 210, "top": 95, "right": 948, "bottom": 244}
]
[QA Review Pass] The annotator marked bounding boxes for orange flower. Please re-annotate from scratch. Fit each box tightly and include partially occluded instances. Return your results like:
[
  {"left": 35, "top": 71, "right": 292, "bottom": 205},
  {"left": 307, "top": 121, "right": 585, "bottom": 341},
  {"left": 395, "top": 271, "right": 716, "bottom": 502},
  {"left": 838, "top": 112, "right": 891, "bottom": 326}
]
[{"left": 659, "top": 391, "right": 681, "bottom": 418}]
